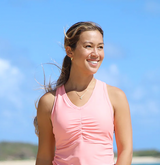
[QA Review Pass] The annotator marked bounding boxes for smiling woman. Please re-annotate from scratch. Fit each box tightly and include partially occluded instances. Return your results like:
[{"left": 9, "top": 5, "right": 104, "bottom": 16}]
[
  {"left": 34, "top": 21, "right": 133, "bottom": 165},
  {"left": 66, "top": 30, "right": 104, "bottom": 76}
]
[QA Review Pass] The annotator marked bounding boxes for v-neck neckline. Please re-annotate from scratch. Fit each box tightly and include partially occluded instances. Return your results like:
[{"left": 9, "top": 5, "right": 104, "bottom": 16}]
[{"left": 62, "top": 79, "right": 98, "bottom": 110}]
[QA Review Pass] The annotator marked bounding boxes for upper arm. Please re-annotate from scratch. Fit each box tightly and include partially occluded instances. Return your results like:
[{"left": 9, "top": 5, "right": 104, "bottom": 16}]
[
  {"left": 36, "top": 92, "right": 56, "bottom": 165},
  {"left": 107, "top": 85, "right": 132, "bottom": 155}
]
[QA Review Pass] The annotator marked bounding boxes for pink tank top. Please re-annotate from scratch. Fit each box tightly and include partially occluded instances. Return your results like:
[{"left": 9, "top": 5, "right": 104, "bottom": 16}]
[{"left": 51, "top": 79, "right": 114, "bottom": 165}]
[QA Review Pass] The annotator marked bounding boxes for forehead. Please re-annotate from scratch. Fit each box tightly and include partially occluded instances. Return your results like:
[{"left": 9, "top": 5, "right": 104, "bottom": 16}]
[{"left": 79, "top": 30, "right": 103, "bottom": 43}]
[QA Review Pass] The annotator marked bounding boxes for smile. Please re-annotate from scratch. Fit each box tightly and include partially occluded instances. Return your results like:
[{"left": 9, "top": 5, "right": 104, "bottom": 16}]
[
  {"left": 90, "top": 61, "right": 98, "bottom": 64},
  {"left": 87, "top": 60, "right": 99, "bottom": 64}
]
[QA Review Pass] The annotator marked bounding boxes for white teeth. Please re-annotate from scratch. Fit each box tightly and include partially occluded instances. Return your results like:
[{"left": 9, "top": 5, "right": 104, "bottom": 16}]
[{"left": 88, "top": 61, "right": 98, "bottom": 64}]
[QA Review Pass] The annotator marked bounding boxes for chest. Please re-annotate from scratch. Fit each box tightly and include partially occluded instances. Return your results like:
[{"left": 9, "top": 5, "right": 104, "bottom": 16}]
[{"left": 52, "top": 96, "right": 113, "bottom": 138}]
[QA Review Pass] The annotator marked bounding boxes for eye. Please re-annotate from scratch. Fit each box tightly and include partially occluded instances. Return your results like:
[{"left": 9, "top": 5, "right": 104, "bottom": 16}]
[
  {"left": 85, "top": 45, "right": 92, "bottom": 48},
  {"left": 98, "top": 46, "right": 104, "bottom": 49}
]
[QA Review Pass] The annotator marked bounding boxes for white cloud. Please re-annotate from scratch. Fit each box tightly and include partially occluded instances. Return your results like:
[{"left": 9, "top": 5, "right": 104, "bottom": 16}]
[
  {"left": 109, "top": 64, "right": 119, "bottom": 75},
  {"left": 151, "top": 85, "right": 160, "bottom": 94},
  {"left": 2, "top": 109, "right": 12, "bottom": 119},
  {"left": 147, "top": 100, "right": 159, "bottom": 113},
  {"left": 95, "top": 64, "right": 120, "bottom": 86},
  {"left": 105, "top": 42, "right": 124, "bottom": 58},
  {"left": 0, "top": 107, "right": 29, "bottom": 130},
  {"left": 130, "top": 99, "right": 159, "bottom": 116},
  {"left": 0, "top": 59, "right": 19, "bottom": 77},
  {"left": 144, "top": 1, "right": 160, "bottom": 14},
  {"left": 144, "top": 69, "right": 160, "bottom": 83},
  {"left": 129, "top": 69, "right": 160, "bottom": 124},
  {"left": 95, "top": 64, "right": 130, "bottom": 88},
  {"left": 0, "top": 58, "right": 24, "bottom": 108},
  {"left": 130, "top": 102, "right": 146, "bottom": 115},
  {"left": 131, "top": 87, "right": 146, "bottom": 100}
]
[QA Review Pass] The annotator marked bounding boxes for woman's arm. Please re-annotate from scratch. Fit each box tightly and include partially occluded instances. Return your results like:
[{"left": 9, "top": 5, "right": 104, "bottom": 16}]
[
  {"left": 108, "top": 85, "right": 133, "bottom": 165},
  {"left": 35, "top": 92, "right": 56, "bottom": 165}
]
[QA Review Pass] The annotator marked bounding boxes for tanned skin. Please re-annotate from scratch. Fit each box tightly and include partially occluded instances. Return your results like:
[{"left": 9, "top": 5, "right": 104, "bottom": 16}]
[
  {"left": 36, "top": 91, "right": 56, "bottom": 165},
  {"left": 107, "top": 84, "right": 133, "bottom": 165}
]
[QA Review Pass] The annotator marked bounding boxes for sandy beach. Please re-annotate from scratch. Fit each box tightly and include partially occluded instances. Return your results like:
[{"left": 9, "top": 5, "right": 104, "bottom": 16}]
[
  {"left": 131, "top": 157, "right": 160, "bottom": 164},
  {"left": 0, "top": 160, "right": 35, "bottom": 165},
  {"left": 0, "top": 157, "right": 160, "bottom": 165}
]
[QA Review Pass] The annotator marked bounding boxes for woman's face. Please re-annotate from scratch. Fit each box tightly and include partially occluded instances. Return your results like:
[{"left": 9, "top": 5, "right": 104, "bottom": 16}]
[{"left": 71, "top": 30, "right": 104, "bottom": 75}]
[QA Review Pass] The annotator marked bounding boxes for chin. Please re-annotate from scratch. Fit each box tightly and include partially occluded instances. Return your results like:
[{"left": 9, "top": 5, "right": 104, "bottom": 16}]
[
  {"left": 88, "top": 69, "right": 99, "bottom": 75},
  {"left": 84, "top": 64, "right": 100, "bottom": 75}
]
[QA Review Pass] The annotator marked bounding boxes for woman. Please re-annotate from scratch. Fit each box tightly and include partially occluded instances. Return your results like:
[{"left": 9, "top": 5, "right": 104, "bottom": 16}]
[{"left": 34, "top": 21, "right": 132, "bottom": 165}]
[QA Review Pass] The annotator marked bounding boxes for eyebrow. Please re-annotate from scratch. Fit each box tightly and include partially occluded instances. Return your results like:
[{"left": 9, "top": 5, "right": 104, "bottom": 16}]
[{"left": 83, "top": 41, "right": 104, "bottom": 45}]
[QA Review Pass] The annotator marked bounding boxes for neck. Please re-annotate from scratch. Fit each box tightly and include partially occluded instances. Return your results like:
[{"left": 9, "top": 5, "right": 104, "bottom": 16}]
[{"left": 65, "top": 68, "right": 95, "bottom": 92}]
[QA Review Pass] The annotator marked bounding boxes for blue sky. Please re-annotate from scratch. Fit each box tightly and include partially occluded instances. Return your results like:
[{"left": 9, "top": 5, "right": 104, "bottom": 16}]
[{"left": 0, "top": 0, "right": 160, "bottom": 151}]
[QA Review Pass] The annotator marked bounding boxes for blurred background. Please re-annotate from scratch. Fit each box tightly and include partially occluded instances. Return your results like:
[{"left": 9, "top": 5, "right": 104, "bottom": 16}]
[{"left": 0, "top": 0, "right": 160, "bottom": 158}]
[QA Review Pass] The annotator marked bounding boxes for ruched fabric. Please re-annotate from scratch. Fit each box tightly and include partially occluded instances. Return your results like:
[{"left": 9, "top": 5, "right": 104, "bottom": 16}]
[{"left": 51, "top": 79, "right": 115, "bottom": 165}]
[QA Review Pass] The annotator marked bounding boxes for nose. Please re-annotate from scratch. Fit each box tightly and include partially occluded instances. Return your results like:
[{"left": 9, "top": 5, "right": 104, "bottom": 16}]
[{"left": 91, "top": 48, "right": 99, "bottom": 57}]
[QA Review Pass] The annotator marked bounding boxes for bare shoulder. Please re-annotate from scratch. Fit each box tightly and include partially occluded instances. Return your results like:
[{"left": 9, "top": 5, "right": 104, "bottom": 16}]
[
  {"left": 106, "top": 84, "right": 132, "bottom": 158},
  {"left": 106, "top": 84, "right": 126, "bottom": 99},
  {"left": 106, "top": 84, "right": 129, "bottom": 112},
  {"left": 38, "top": 90, "right": 56, "bottom": 115},
  {"left": 36, "top": 90, "right": 56, "bottom": 134},
  {"left": 36, "top": 90, "right": 56, "bottom": 162}
]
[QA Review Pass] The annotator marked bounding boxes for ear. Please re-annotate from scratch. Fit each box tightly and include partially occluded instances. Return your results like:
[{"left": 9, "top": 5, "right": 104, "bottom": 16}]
[{"left": 65, "top": 46, "right": 73, "bottom": 58}]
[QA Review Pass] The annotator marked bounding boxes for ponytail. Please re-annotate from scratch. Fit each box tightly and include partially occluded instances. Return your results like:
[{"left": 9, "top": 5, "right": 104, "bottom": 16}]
[
  {"left": 56, "top": 55, "right": 71, "bottom": 89},
  {"left": 34, "top": 55, "right": 71, "bottom": 136}
]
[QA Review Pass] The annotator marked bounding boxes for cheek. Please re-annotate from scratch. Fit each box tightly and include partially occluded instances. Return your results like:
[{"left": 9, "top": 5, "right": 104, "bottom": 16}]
[
  {"left": 74, "top": 48, "right": 89, "bottom": 58},
  {"left": 82, "top": 49, "right": 91, "bottom": 55},
  {"left": 100, "top": 52, "right": 105, "bottom": 60}
]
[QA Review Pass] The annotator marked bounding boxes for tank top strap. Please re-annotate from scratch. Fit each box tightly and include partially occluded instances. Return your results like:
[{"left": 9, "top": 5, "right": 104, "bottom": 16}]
[
  {"left": 51, "top": 87, "right": 59, "bottom": 116},
  {"left": 101, "top": 81, "right": 114, "bottom": 121}
]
